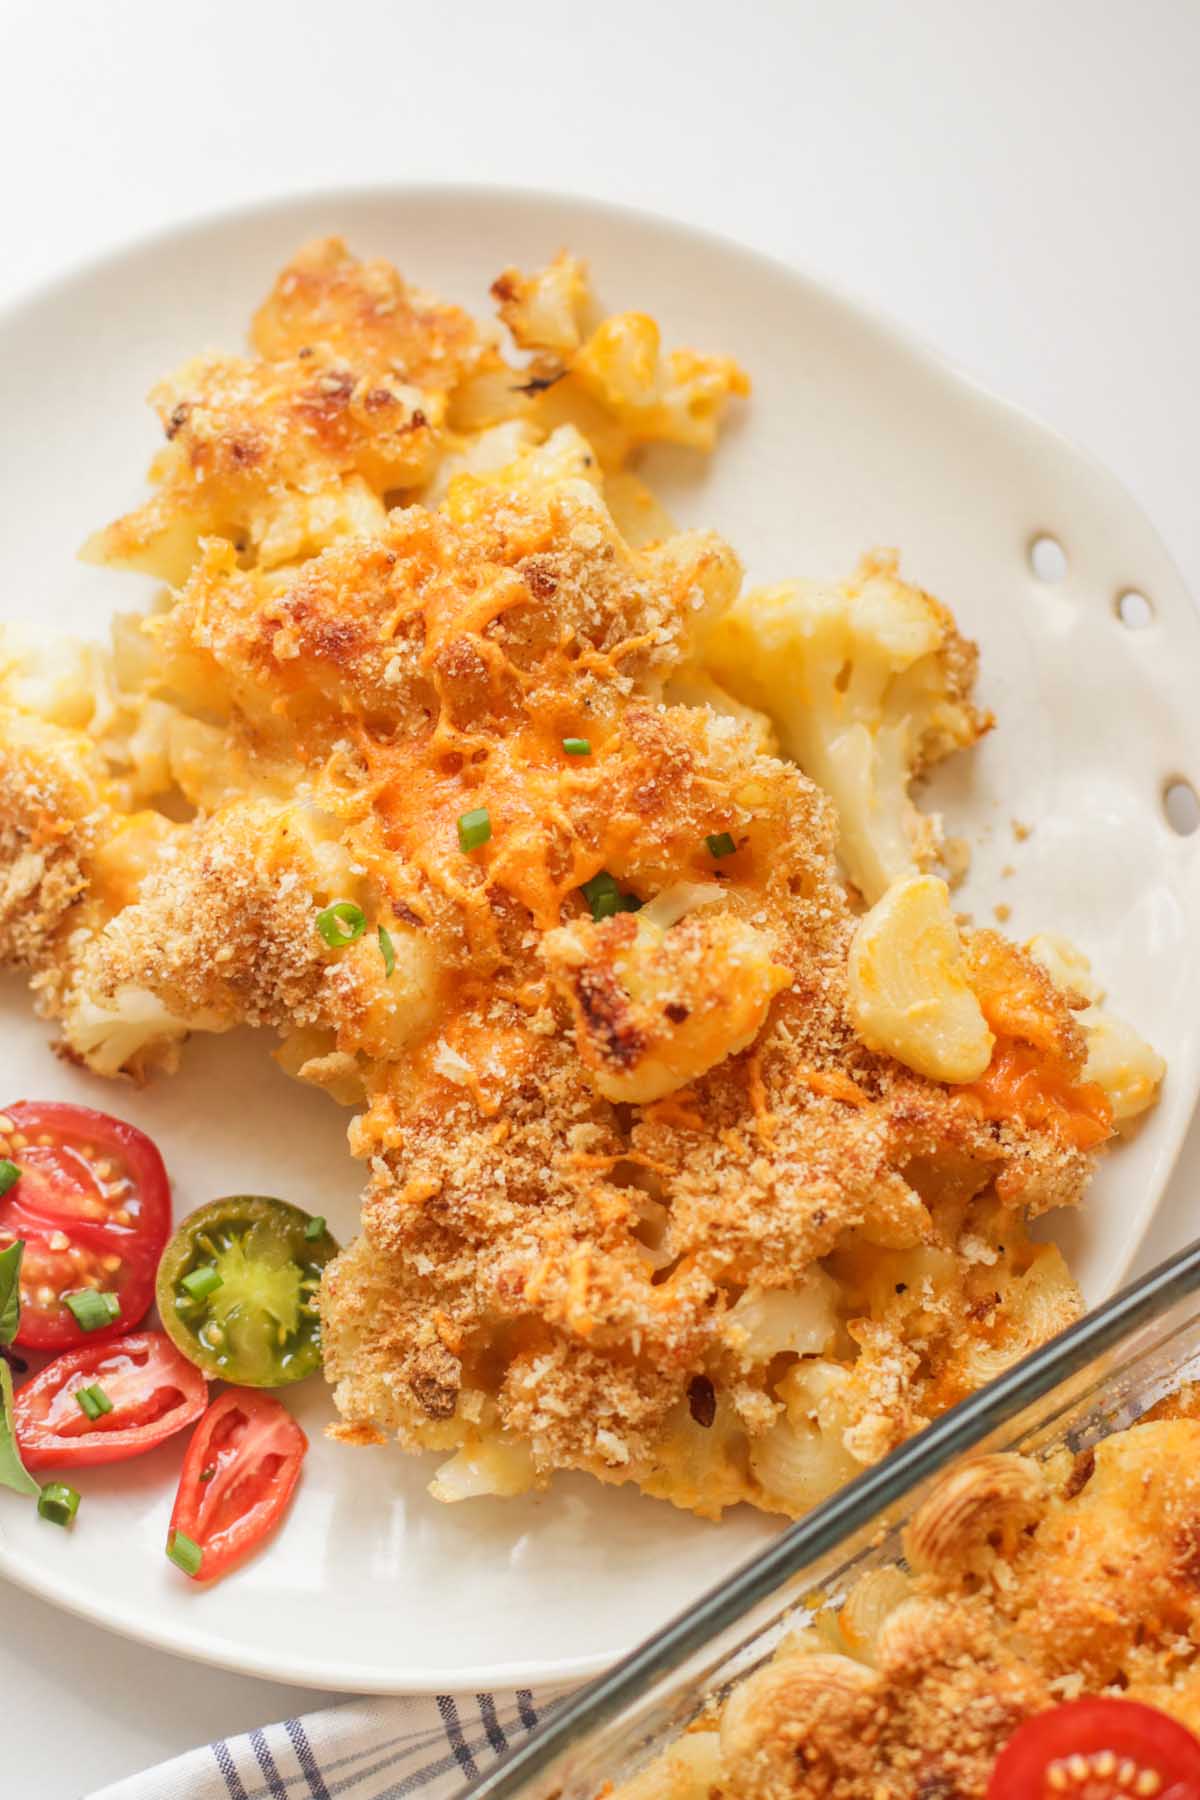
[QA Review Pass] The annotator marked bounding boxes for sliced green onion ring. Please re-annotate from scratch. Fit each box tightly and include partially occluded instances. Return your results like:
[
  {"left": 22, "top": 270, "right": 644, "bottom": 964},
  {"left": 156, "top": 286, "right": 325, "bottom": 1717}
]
[
  {"left": 378, "top": 925, "right": 396, "bottom": 978},
  {"left": 706, "top": 832, "right": 737, "bottom": 858},
  {"left": 38, "top": 1482, "right": 81, "bottom": 1528},
  {"left": 64, "top": 1289, "right": 121, "bottom": 1332},
  {"left": 167, "top": 1528, "right": 203, "bottom": 1576},
  {"left": 304, "top": 1215, "right": 326, "bottom": 1241},
  {"left": 457, "top": 807, "right": 492, "bottom": 853},
  {"left": 581, "top": 871, "right": 641, "bottom": 921},
  {"left": 581, "top": 870, "right": 619, "bottom": 920},
  {"left": 181, "top": 1265, "right": 222, "bottom": 1302},
  {"left": 562, "top": 737, "right": 592, "bottom": 756},
  {"left": 316, "top": 901, "right": 366, "bottom": 947}
]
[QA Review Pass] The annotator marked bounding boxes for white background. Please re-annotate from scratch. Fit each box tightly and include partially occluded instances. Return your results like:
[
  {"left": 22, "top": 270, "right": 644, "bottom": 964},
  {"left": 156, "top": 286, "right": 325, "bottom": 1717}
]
[{"left": 3, "top": 1, "right": 1199, "bottom": 1792}]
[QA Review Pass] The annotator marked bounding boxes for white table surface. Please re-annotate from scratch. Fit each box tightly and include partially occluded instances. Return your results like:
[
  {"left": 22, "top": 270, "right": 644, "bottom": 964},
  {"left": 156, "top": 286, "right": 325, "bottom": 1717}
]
[{"left": 5, "top": 0, "right": 1200, "bottom": 1792}]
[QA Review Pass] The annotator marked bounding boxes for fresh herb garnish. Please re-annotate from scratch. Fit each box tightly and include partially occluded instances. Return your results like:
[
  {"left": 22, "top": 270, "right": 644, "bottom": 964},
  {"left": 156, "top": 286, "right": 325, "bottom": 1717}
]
[
  {"left": 0, "top": 1240, "right": 22, "bottom": 1349},
  {"left": 457, "top": 807, "right": 492, "bottom": 854},
  {"left": 64, "top": 1289, "right": 121, "bottom": 1332},
  {"left": 180, "top": 1265, "right": 222, "bottom": 1302},
  {"left": 37, "top": 1483, "right": 80, "bottom": 1528},
  {"left": 0, "top": 1243, "right": 40, "bottom": 1499},
  {"left": 581, "top": 871, "right": 642, "bottom": 921},
  {"left": 0, "top": 1160, "right": 20, "bottom": 1198},
  {"left": 167, "top": 1529, "right": 204, "bottom": 1576},
  {"left": 316, "top": 901, "right": 366, "bottom": 948}
]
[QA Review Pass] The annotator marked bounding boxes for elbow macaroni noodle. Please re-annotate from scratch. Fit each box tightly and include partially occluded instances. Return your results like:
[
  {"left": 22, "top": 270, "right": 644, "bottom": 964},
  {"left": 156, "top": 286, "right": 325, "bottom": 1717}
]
[{"left": 0, "top": 240, "right": 1164, "bottom": 1519}]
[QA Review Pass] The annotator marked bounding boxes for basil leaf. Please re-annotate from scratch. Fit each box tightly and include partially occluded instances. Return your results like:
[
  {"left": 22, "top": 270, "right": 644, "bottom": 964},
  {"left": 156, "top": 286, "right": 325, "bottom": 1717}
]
[
  {"left": 0, "top": 1240, "right": 23, "bottom": 1348},
  {"left": 0, "top": 1359, "right": 38, "bottom": 1499},
  {"left": 0, "top": 1243, "right": 41, "bottom": 1498}
]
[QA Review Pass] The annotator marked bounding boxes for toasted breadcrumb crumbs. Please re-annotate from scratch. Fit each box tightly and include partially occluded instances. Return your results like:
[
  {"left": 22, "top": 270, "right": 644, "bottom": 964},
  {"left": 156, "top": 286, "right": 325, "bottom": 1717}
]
[
  {"left": 0, "top": 239, "right": 1122, "bottom": 1517},
  {"left": 621, "top": 1403, "right": 1200, "bottom": 1796}
]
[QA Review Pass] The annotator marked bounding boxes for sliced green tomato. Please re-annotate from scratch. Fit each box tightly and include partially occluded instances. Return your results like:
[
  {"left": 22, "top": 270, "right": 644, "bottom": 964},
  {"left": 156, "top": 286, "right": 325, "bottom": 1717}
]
[{"left": 156, "top": 1197, "right": 338, "bottom": 1388}]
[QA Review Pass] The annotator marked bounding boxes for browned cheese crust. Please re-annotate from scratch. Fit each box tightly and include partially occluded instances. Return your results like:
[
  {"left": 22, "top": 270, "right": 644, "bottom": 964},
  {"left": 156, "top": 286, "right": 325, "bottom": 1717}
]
[
  {"left": 0, "top": 239, "right": 1111, "bottom": 1515},
  {"left": 652, "top": 1409, "right": 1200, "bottom": 1797}
]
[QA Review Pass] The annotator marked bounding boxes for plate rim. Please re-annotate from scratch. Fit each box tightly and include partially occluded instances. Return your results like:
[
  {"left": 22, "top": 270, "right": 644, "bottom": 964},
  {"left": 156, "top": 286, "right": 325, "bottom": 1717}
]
[{"left": 1, "top": 179, "right": 1198, "bottom": 1694}]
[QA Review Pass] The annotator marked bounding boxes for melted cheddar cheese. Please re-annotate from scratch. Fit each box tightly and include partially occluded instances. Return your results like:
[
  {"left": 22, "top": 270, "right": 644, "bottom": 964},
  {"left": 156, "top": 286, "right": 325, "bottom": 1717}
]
[{"left": 0, "top": 237, "right": 1159, "bottom": 1519}]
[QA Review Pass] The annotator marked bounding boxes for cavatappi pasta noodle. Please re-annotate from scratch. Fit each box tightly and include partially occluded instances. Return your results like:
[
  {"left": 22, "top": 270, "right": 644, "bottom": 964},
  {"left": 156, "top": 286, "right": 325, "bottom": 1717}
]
[
  {"left": 0, "top": 239, "right": 1164, "bottom": 1516},
  {"left": 612, "top": 1394, "right": 1200, "bottom": 1798}
]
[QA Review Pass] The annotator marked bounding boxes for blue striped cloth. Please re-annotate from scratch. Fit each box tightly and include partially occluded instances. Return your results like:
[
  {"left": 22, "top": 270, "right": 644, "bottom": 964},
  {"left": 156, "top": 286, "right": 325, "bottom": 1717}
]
[{"left": 88, "top": 1689, "right": 566, "bottom": 1800}]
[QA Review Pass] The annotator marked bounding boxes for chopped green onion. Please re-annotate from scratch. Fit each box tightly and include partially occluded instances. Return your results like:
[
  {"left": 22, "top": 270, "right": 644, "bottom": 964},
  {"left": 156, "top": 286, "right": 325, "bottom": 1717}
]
[
  {"left": 706, "top": 832, "right": 737, "bottom": 858},
  {"left": 305, "top": 1215, "right": 326, "bottom": 1241},
  {"left": 198, "top": 1464, "right": 216, "bottom": 1484},
  {"left": 167, "top": 1529, "right": 204, "bottom": 1577},
  {"left": 579, "top": 872, "right": 642, "bottom": 921},
  {"left": 64, "top": 1289, "right": 121, "bottom": 1332},
  {"left": 457, "top": 807, "right": 492, "bottom": 853},
  {"left": 582, "top": 870, "right": 621, "bottom": 920},
  {"left": 378, "top": 925, "right": 396, "bottom": 978},
  {"left": 181, "top": 1265, "right": 222, "bottom": 1302},
  {"left": 316, "top": 901, "right": 366, "bottom": 947},
  {"left": 0, "top": 1161, "right": 20, "bottom": 1197},
  {"left": 562, "top": 737, "right": 592, "bottom": 756},
  {"left": 75, "top": 1384, "right": 113, "bottom": 1420},
  {"left": 38, "top": 1483, "right": 80, "bottom": 1528}
]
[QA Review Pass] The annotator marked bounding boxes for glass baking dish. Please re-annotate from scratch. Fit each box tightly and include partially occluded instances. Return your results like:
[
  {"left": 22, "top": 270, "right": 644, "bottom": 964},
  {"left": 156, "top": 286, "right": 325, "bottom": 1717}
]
[{"left": 462, "top": 1237, "right": 1200, "bottom": 1800}]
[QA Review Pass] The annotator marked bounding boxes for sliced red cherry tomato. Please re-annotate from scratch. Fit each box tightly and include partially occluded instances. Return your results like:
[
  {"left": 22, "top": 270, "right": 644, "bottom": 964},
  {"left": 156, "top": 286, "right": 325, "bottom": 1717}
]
[
  {"left": 0, "top": 1101, "right": 170, "bottom": 1349},
  {"left": 988, "top": 1698, "right": 1200, "bottom": 1798},
  {"left": 12, "top": 1332, "right": 207, "bottom": 1469},
  {"left": 168, "top": 1389, "right": 307, "bottom": 1583}
]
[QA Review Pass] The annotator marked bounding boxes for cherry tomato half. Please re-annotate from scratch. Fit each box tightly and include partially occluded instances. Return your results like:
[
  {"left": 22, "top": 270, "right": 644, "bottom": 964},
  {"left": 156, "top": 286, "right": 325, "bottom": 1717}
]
[
  {"left": 987, "top": 1698, "right": 1200, "bottom": 1799},
  {"left": 13, "top": 1333, "right": 207, "bottom": 1470},
  {"left": 157, "top": 1196, "right": 338, "bottom": 1387},
  {"left": 168, "top": 1389, "right": 307, "bottom": 1583},
  {"left": 0, "top": 1102, "right": 171, "bottom": 1349}
]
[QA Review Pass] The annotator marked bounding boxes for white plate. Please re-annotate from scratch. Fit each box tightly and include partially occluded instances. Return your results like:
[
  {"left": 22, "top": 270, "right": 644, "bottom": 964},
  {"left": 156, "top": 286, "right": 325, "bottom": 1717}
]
[{"left": 1, "top": 186, "right": 1199, "bottom": 1693}]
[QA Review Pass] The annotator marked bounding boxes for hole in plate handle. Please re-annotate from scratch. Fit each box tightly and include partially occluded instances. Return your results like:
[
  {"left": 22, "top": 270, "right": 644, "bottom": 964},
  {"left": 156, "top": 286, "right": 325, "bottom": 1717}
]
[
  {"left": 1117, "top": 590, "right": 1154, "bottom": 629},
  {"left": 1029, "top": 535, "right": 1068, "bottom": 583},
  {"left": 1164, "top": 778, "right": 1200, "bottom": 837}
]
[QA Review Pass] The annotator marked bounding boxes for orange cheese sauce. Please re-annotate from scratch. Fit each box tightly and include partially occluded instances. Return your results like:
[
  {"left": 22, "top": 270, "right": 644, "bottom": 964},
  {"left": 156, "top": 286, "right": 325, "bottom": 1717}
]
[
  {"left": 961, "top": 1039, "right": 1112, "bottom": 1151},
  {"left": 958, "top": 930, "right": 1113, "bottom": 1151}
]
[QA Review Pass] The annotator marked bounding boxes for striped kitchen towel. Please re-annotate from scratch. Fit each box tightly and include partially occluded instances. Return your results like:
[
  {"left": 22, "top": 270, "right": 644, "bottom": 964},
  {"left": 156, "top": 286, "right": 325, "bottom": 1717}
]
[{"left": 87, "top": 1688, "right": 570, "bottom": 1800}]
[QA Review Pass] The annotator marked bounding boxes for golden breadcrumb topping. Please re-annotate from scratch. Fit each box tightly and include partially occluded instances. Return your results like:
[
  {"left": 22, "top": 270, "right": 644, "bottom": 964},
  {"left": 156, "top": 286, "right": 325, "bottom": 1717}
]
[
  {"left": 622, "top": 1401, "right": 1200, "bottom": 1798},
  {"left": 0, "top": 238, "right": 1161, "bottom": 1516}
]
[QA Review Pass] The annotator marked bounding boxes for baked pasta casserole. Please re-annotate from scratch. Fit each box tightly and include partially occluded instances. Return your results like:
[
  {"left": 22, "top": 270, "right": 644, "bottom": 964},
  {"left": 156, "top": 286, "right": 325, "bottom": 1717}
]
[
  {"left": 0, "top": 239, "right": 1165, "bottom": 1518},
  {"left": 616, "top": 1393, "right": 1200, "bottom": 1796}
]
